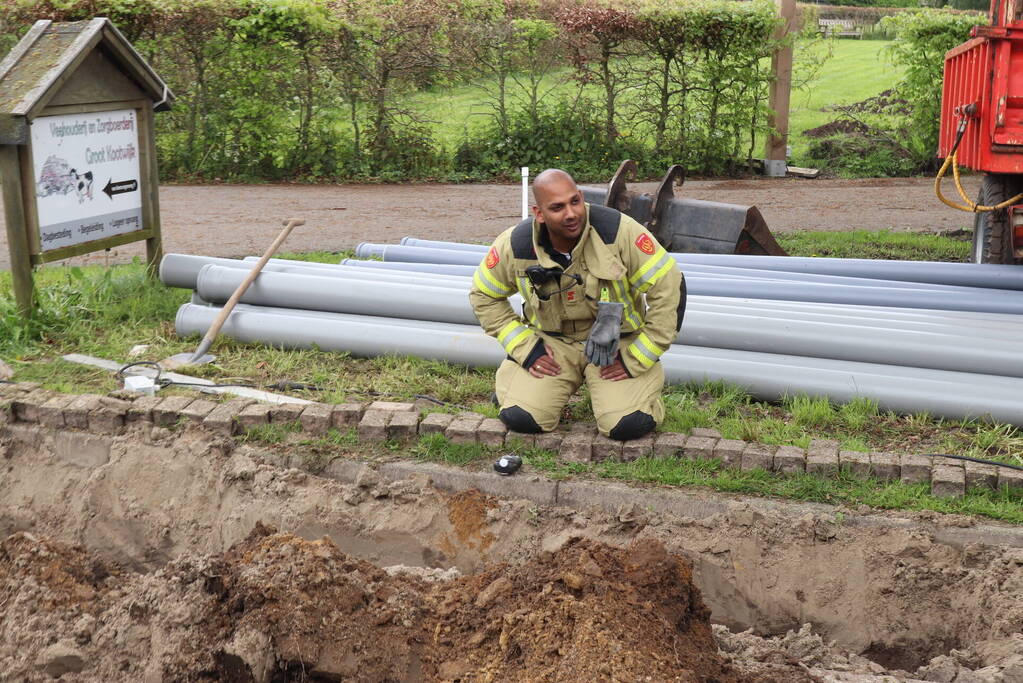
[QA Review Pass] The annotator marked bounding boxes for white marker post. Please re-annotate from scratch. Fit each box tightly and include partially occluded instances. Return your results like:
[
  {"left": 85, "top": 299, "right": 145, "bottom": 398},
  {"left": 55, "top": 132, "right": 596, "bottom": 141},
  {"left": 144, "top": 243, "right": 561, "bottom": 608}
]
[{"left": 521, "top": 166, "right": 529, "bottom": 219}]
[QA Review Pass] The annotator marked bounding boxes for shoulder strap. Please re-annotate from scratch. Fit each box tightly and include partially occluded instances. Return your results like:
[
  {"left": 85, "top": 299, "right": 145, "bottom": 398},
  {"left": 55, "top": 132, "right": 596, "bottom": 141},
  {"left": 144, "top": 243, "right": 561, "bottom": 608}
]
[
  {"left": 510, "top": 218, "right": 537, "bottom": 259},
  {"left": 588, "top": 205, "right": 621, "bottom": 244}
]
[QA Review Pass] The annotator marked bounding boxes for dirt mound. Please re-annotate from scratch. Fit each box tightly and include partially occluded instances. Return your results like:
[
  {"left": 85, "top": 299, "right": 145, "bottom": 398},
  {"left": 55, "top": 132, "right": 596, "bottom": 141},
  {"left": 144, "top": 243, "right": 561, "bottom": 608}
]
[
  {"left": 0, "top": 525, "right": 815, "bottom": 682},
  {"left": 828, "top": 89, "right": 911, "bottom": 117},
  {"left": 803, "top": 119, "right": 873, "bottom": 139}
]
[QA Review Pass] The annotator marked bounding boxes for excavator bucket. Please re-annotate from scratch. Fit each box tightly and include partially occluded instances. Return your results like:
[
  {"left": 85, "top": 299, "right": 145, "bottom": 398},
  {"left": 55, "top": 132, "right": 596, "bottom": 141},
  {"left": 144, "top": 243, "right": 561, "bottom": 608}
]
[{"left": 579, "top": 160, "right": 787, "bottom": 256}]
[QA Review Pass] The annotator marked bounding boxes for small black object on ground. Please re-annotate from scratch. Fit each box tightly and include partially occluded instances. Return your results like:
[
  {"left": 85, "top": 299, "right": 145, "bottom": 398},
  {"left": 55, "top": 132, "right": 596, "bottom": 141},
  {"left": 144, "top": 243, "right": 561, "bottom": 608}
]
[{"left": 493, "top": 454, "right": 522, "bottom": 476}]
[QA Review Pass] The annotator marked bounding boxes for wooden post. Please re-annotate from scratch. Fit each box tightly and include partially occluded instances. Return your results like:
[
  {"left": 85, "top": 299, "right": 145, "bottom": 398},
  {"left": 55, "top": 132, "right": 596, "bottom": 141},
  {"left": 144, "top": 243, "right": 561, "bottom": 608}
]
[
  {"left": 1, "top": 146, "right": 34, "bottom": 316},
  {"left": 765, "top": 0, "right": 796, "bottom": 177},
  {"left": 138, "top": 103, "right": 164, "bottom": 275}
]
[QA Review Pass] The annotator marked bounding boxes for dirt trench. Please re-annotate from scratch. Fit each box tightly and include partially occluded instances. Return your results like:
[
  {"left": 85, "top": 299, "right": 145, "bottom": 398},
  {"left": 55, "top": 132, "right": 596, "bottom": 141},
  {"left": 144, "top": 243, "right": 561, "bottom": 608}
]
[{"left": 1, "top": 423, "right": 1022, "bottom": 681}]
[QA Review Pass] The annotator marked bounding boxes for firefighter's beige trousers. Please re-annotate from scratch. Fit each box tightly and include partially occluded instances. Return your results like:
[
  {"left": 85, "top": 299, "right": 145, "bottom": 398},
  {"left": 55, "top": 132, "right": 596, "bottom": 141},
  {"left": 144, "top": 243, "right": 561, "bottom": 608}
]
[{"left": 494, "top": 333, "right": 665, "bottom": 436}]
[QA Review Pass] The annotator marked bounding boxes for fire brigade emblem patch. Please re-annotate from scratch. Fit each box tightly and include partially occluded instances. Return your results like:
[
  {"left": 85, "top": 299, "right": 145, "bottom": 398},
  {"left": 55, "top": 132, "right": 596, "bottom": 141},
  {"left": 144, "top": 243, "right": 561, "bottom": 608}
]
[
  {"left": 635, "top": 233, "right": 656, "bottom": 255},
  {"left": 485, "top": 247, "right": 500, "bottom": 269}
]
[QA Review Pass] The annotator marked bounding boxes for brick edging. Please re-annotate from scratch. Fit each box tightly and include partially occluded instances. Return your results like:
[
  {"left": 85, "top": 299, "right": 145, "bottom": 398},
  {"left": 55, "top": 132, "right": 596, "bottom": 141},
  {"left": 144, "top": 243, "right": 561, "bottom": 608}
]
[{"left": 2, "top": 382, "right": 1021, "bottom": 499}]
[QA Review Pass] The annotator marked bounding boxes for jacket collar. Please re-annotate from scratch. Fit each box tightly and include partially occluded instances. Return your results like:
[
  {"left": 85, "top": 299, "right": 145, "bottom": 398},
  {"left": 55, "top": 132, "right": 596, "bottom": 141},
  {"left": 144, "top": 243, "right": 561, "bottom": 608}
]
[{"left": 530, "top": 204, "right": 625, "bottom": 280}]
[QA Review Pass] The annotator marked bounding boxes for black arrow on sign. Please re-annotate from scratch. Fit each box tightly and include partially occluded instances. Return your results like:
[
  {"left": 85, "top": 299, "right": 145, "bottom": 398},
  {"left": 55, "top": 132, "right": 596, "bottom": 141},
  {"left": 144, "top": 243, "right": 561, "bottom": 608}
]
[{"left": 102, "top": 178, "right": 138, "bottom": 199}]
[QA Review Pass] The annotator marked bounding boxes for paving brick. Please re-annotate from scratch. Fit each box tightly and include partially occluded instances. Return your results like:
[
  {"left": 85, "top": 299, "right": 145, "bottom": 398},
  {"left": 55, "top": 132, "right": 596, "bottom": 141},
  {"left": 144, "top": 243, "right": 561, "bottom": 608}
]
[
  {"left": 88, "top": 397, "right": 132, "bottom": 434},
  {"left": 622, "top": 435, "right": 654, "bottom": 462},
  {"left": 998, "top": 467, "right": 1023, "bottom": 492},
  {"left": 713, "top": 439, "right": 745, "bottom": 468},
  {"left": 358, "top": 409, "right": 391, "bottom": 442},
  {"left": 63, "top": 394, "right": 105, "bottom": 429},
  {"left": 870, "top": 452, "right": 901, "bottom": 482},
  {"left": 900, "top": 453, "right": 933, "bottom": 485},
  {"left": 152, "top": 395, "right": 195, "bottom": 427},
  {"left": 126, "top": 395, "right": 163, "bottom": 422},
  {"left": 964, "top": 460, "right": 999, "bottom": 491},
  {"left": 477, "top": 418, "right": 507, "bottom": 447},
  {"left": 839, "top": 450, "right": 872, "bottom": 478},
  {"left": 445, "top": 413, "right": 486, "bottom": 445},
  {"left": 590, "top": 434, "right": 623, "bottom": 463},
  {"left": 690, "top": 427, "right": 722, "bottom": 439},
  {"left": 39, "top": 394, "right": 75, "bottom": 428},
  {"left": 806, "top": 440, "right": 840, "bottom": 477},
  {"left": 331, "top": 403, "right": 365, "bottom": 428},
  {"left": 387, "top": 411, "right": 419, "bottom": 441},
  {"left": 268, "top": 403, "right": 304, "bottom": 424},
  {"left": 653, "top": 432, "right": 687, "bottom": 458},
  {"left": 535, "top": 431, "right": 563, "bottom": 452},
  {"left": 931, "top": 463, "right": 965, "bottom": 498},
  {"left": 773, "top": 445, "right": 806, "bottom": 474},
  {"left": 178, "top": 399, "right": 218, "bottom": 423},
  {"left": 202, "top": 399, "right": 254, "bottom": 436},
  {"left": 685, "top": 435, "right": 718, "bottom": 461},
  {"left": 741, "top": 442, "right": 776, "bottom": 472},
  {"left": 298, "top": 403, "right": 333, "bottom": 435},
  {"left": 569, "top": 423, "right": 596, "bottom": 434},
  {"left": 237, "top": 403, "right": 272, "bottom": 430},
  {"left": 504, "top": 430, "right": 537, "bottom": 448},
  {"left": 808, "top": 438, "right": 840, "bottom": 458},
  {"left": 367, "top": 401, "right": 416, "bottom": 413},
  {"left": 419, "top": 412, "right": 454, "bottom": 435},
  {"left": 12, "top": 390, "right": 53, "bottom": 423},
  {"left": 560, "top": 432, "right": 593, "bottom": 463}
]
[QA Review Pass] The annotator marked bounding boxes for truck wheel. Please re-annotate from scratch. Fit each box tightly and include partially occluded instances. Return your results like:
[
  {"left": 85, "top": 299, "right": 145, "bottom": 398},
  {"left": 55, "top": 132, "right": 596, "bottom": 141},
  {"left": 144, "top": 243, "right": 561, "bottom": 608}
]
[{"left": 972, "top": 174, "right": 1023, "bottom": 264}]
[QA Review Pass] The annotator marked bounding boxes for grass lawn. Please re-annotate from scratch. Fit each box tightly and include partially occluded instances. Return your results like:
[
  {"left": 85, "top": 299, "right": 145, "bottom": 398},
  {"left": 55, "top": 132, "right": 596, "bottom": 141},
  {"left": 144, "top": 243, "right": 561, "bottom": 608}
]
[
  {"left": 393, "top": 37, "right": 900, "bottom": 173},
  {"left": 3, "top": 230, "right": 1021, "bottom": 523},
  {"left": 787, "top": 39, "right": 903, "bottom": 163}
]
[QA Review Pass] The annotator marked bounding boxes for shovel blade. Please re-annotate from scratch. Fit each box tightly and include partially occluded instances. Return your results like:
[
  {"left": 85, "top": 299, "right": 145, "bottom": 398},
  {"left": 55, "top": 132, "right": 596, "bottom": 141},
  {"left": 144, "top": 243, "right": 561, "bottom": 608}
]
[{"left": 160, "top": 352, "right": 216, "bottom": 371}]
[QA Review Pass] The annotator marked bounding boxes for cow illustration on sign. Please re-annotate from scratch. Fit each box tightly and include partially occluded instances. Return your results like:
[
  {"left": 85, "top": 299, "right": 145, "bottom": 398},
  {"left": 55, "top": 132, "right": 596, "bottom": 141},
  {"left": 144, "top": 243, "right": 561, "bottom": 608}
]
[{"left": 35, "top": 154, "right": 94, "bottom": 203}]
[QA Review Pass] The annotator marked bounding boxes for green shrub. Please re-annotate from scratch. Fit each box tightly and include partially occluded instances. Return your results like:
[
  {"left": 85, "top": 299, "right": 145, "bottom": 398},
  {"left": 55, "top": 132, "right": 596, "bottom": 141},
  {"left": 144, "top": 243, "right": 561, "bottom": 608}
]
[{"left": 881, "top": 9, "right": 981, "bottom": 159}]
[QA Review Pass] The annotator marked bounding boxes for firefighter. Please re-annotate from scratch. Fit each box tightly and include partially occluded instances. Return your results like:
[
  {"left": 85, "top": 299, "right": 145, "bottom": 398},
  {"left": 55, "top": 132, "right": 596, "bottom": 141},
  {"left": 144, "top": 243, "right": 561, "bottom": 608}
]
[{"left": 469, "top": 169, "right": 686, "bottom": 440}]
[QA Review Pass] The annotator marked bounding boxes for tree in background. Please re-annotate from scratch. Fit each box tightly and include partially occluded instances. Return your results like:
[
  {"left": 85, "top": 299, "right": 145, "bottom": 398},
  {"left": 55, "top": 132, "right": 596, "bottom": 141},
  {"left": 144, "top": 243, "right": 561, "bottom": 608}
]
[
  {"left": 557, "top": 0, "right": 640, "bottom": 147},
  {"left": 331, "top": 0, "right": 447, "bottom": 175},
  {"left": 882, "top": 9, "right": 978, "bottom": 169}
]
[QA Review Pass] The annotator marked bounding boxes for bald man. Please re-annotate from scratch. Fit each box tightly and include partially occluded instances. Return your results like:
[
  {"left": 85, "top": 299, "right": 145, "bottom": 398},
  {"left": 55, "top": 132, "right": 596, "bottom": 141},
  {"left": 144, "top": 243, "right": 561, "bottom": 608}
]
[{"left": 469, "top": 169, "right": 686, "bottom": 441}]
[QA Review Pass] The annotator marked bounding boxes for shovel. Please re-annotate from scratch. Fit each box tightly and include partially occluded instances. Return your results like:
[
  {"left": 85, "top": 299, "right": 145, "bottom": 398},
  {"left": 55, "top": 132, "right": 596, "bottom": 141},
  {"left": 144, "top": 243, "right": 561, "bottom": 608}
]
[{"left": 161, "top": 217, "right": 306, "bottom": 370}]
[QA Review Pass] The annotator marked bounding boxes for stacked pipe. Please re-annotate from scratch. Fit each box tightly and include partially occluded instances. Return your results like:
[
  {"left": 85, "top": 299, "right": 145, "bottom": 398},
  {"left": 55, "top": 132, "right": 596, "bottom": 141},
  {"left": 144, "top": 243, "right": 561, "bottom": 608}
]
[{"left": 162, "top": 242, "right": 1023, "bottom": 427}]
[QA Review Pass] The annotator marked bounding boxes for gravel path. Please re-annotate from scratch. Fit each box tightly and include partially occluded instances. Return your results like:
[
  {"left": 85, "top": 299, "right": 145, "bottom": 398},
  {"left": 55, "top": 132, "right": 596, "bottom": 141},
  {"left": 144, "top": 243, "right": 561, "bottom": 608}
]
[{"left": 0, "top": 176, "right": 981, "bottom": 271}]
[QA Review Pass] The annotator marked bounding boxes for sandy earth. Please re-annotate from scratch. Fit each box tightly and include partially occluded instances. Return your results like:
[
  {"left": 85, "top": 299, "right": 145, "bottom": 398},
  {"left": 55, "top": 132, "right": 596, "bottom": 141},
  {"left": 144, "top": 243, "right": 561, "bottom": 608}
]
[
  {"left": 1, "top": 423, "right": 1022, "bottom": 682},
  {"left": 0, "top": 176, "right": 983, "bottom": 272}
]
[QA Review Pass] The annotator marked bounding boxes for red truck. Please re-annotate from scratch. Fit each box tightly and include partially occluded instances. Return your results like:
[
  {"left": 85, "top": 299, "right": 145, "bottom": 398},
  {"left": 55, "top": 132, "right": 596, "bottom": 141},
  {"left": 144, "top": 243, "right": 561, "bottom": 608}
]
[{"left": 939, "top": 0, "right": 1023, "bottom": 263}]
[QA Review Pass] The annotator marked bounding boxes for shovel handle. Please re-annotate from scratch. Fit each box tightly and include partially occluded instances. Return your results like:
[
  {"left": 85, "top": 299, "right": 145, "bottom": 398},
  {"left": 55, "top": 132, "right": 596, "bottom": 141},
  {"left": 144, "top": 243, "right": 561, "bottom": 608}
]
[{"left": 192, "top": 218, "right": 305, "bottom": 359}]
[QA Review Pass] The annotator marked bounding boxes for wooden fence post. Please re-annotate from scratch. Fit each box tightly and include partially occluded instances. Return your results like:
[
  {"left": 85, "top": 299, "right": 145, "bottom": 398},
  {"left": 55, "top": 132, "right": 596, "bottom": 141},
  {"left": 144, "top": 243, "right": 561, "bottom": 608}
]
[{"left": 765, "top": 0, "right": 797, "bottom": 177}]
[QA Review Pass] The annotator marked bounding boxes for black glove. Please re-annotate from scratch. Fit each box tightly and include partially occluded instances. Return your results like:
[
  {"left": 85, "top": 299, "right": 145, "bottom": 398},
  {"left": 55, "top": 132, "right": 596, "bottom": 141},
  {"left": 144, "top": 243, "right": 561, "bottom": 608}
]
[{"left": 585, "top": 300, "right": 624, "bottom": 367}]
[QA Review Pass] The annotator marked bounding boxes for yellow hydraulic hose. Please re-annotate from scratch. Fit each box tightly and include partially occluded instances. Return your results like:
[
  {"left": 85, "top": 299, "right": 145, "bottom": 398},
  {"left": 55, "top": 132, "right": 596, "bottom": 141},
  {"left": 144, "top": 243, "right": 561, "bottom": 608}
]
[{"left": 935, "top": 116, "right": 1023, "bottom": 212}]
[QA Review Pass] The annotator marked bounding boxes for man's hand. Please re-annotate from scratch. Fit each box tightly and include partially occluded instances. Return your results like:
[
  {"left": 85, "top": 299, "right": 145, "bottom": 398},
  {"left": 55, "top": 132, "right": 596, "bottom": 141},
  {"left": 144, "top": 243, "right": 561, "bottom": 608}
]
[
  {"left": 529, "top": 344, "right": 561, "bottom": 378},
  {"left": 599, "top": 355, "right": 629, "bottom": 381}
]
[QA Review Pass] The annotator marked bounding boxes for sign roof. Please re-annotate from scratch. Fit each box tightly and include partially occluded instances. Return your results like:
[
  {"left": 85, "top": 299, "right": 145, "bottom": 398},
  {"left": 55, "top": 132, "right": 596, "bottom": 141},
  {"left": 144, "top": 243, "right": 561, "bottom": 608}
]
[{"left": 0, "top": 18, "right": 174, "bottom": 143}]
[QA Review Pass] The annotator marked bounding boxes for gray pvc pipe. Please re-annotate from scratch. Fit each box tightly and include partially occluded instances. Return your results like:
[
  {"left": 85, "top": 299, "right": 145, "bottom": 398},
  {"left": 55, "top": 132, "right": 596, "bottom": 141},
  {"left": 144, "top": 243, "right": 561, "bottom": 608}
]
[
  {"left": 340, "top": 259, "right": 478, "bottom": 277},
  {"left": 395, "top": 240, "right": 998, "bottom": 295},
  {"left": 195, "top": 264, "right": 1023, "bottom": 377},
  {"left": 176, "top": 303, "right": 504, "bottom": 368},
  {"left": 342, "top": 253, "right": 1023, "bottom": 315},
  {"left": 196, "top": 264, "right": 515, "bottom": 325},
  {"left": 398, "top": 236, "right": 1023, "bottom": 291},
  {"left": 160, "top": 254, "right": 471, "bottom": 291},
  {"left": 175, "top": 303, "right": 1023, "bottom": 426}
]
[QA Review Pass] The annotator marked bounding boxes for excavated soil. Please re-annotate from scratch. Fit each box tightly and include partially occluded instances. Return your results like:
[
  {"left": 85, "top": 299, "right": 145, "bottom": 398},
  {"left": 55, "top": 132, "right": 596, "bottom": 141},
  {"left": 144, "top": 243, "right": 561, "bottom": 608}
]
[
  {"left": 1, "top": 524, "right": 806, "bottom": 681},
  {"left": 1, "top": 423, "right": 1023, "bottom": 681}
]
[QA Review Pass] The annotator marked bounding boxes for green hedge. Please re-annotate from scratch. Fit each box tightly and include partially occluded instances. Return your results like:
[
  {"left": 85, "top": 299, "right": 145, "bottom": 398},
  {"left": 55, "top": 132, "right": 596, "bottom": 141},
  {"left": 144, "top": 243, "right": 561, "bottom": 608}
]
[{"left": 1, "top": 0, "right": 782, "bottom": 181}]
